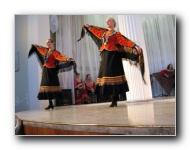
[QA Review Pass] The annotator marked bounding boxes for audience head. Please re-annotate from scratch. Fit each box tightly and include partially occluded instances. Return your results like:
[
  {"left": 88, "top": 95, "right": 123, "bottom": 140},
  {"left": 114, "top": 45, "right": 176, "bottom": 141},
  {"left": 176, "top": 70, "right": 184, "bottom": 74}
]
[
  {"left": 85, "top": 74, "right": 91, "bottom": 80},
  {"left": 75, "top": 73, "right": 81, "bottom": 79},
  {"left": 167, "top": 64, "right": 174, "bottom": 71}
]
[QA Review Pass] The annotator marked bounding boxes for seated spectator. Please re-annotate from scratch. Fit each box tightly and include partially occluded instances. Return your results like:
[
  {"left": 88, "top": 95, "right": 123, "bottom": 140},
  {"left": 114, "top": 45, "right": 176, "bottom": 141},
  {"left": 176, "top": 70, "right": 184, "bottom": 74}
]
[
  {"left": 74, "top": 73, "right": 90, "bottom": 104},
  {"left": 84, "top": 74, "right": 96, "bottom": 102},
  {"left": 160, "top": 63, "right": 175, "bottom": 95},
  {"left": 84, "top": 74, "right": 96, "bottom": 94},
  {"left": 161, "top": 63, "right": 175, "bottom": 78}
]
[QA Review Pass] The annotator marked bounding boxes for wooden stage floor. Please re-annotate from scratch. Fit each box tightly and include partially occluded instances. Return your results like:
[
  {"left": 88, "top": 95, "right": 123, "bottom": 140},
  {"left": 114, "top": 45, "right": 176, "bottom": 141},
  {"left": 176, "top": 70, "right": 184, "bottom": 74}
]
[{"left": 15, "top": 97, "right": 175, "bottom": 136}]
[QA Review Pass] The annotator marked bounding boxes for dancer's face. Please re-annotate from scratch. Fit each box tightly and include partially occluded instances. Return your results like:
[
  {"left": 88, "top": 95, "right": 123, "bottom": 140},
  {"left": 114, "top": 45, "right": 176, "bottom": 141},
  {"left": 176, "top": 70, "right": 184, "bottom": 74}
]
[
  {"left": 106, "top": 18, "right": 115, "bottom": 28},
  {"left": 46, "top": 40, "right": 54, "bottom": 49}
]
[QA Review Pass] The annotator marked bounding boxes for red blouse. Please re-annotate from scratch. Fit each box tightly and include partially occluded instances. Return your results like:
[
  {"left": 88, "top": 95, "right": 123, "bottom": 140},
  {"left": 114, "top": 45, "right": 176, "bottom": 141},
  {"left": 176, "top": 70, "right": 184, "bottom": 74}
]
[
  {"left": 84, "top": 80, "right": 96, "bottom": 91},
  {"left": 34, "top": 45, "right": 69, "bottom": 68},
  {"left": 161, "top": 69, "right": 175, "bottom": 77},
  {"left": 161, "top": 70, "right": 168, "bottom": 76},
  {"left": 88, "top": 26, "right": 135, "bottom": 51}
]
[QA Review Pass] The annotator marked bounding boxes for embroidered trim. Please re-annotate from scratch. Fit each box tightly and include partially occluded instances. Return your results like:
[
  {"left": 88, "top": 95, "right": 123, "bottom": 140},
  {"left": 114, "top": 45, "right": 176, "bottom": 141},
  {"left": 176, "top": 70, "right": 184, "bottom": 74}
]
[
  {"left": 102, "top": 31, "right": 116, "bottom": 44},
  {"left": 96, "top": 75, "right": 127, "bottom": 86},
  {"left": 39, "top": 86, "right": 61, "bottom": 92},
  {"left": 44, "top": 50, "right": 55, "bottom": 62},
  {"left": 34, "top": 44, "right": 47, "bottom": 50}
]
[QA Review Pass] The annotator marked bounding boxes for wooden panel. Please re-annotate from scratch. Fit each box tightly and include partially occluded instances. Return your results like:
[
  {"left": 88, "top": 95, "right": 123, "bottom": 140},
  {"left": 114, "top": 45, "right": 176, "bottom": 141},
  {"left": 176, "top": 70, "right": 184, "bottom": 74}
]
[{"left": 24, "top": 125, "right": 115, "bottom": 135}]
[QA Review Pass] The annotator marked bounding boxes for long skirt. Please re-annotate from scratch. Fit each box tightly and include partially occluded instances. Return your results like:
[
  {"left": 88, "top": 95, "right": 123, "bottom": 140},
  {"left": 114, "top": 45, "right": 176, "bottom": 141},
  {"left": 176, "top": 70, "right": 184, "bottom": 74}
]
[
  {"left": 37, "top": 67, "right": 62, "bottom": 100},
  {"left": 95, "top": 50, "right": 129, "bottom": 97}
]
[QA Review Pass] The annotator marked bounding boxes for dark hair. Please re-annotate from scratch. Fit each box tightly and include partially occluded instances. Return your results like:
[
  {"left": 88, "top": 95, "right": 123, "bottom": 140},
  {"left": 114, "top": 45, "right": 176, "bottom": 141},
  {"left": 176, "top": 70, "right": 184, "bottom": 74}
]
[
  {"left": 167, "top": 64, "right": 171, "bottom": 69},
  {"left": 47, "top": 39, "right": 55, "bottom": 44},
  {"left": 85, "top": 74, "right": 90, "bottom": 80}
]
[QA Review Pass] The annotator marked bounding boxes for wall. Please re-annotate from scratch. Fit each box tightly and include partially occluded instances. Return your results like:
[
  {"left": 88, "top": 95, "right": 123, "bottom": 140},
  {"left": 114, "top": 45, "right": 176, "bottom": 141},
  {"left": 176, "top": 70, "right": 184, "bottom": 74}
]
[
  {"left": 15, "top": 15, "right": 30, "bottom": 112},
  {"left": 15, "top": 15, "right": 50, "bottom": 112}
]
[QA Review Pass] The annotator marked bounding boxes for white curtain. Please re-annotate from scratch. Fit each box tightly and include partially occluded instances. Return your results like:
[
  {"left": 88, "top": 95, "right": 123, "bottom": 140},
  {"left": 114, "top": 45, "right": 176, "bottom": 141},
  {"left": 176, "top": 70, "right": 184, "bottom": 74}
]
[
  {"left": 56, "top": 15, "right": 79, "bottom": 104},
  {"left": 117, "top": 15, "right": 152, "bottom": 101},
  {"left": 141, "top": 15, "right": 176, "bottom": 97}
]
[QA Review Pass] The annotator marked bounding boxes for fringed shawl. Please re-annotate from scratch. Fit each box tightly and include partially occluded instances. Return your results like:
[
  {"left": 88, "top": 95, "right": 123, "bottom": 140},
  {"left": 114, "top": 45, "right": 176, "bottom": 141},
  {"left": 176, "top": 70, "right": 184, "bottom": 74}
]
[
  {"left": 28, "top": 45, "right": 78, "bottom": 74},
  {"left": 77, "top": 25, "right": 146, "bottom": 83}
]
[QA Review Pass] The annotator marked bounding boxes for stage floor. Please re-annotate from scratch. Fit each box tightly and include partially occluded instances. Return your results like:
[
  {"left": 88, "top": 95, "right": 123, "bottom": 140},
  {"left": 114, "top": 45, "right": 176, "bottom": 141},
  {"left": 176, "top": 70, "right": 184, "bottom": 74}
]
[{"left": 15, "top": 97, "right": 175, "bottom": 136}]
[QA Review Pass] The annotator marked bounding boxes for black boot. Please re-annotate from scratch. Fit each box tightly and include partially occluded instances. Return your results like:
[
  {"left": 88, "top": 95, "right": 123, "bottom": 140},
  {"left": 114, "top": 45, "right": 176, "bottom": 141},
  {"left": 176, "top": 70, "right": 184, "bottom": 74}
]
[
  {"left": 45, "top": 100, "right": 54, "bottom": 110},
  {"left": 109, "top": 95, "right": 119, "bottom": 107}
]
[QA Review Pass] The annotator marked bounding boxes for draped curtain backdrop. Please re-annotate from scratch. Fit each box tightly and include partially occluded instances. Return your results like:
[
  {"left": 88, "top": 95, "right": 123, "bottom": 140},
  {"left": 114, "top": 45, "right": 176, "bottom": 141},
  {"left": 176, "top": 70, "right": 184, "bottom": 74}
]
[
  {"left": 52, "top": 15, "right": 175, "bottom": 103},
  {"left": 141, "top": 15, "right": 176, "bottom": 97},
  {"left": 118, "top": 15, "right": 152, "bottom": 101},
  {"left": 55, "top": 15, "right": 79, "bottom": 104}
]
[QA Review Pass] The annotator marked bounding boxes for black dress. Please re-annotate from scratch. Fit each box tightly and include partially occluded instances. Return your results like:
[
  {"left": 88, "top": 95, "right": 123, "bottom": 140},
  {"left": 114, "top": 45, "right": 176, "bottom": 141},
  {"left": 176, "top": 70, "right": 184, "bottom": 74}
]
[
  {"left": 37, "top": 67, "right": 62, "bottom": 100},
  {"left": 28, "top": 44, "right": 70, "bottom": 101},
  {"left": 95, "top": 50, "right": 129, "bottom": 96}
]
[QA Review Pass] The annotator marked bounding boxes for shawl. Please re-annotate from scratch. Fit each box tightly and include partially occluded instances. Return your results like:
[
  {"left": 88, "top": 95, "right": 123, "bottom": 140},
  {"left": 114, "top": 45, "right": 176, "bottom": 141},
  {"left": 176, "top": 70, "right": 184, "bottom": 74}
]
[
  {"left": 77, "top": 25, "right": 146, "bottom": 83},
  {"left": 28, "top": 45, "right": 78, "bottom": 74}
]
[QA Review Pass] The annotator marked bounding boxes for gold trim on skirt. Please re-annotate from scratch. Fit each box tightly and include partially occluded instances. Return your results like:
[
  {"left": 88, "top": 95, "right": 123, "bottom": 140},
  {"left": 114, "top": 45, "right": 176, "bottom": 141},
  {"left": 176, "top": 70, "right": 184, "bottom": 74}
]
[
  {"left": 97, "top": 75, "right": 127, "bottom": 86},
  {"left": 39, "top": 86, "right": 62, "bottom": 92}
]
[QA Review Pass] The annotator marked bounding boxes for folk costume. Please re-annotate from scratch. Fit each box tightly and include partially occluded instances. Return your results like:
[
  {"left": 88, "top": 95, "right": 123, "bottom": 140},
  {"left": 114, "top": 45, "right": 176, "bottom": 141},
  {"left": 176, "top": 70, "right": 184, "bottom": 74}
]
[
  {"left": 84, "top": 79, "right": 96, "bottom": 94},
  {"left": 77, "top": 25, "right": 145, "bottom": 106},
  {"left": 74, "top": 79, "right": 90, "bottom": 104},
  {"left": 161, "top": 69, "right": 175, "bottom": 78},
  {"left": 84, "top": 77, "right": 96, "bottom": 102},
  {"left": 28, "top": 44, "right": 76, "bottom": 109}
]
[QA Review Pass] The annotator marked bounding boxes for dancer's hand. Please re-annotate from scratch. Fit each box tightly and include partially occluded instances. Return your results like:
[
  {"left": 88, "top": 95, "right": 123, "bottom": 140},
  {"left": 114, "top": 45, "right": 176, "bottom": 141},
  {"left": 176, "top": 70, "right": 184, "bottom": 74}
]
[
  {"left": 84, "top": 24, "right": 91, "bottom": 28},
  {"left": 135, "top": 45, "right": 142, "bottom": 53},
  {"left": 67, "top": 58, "right": 74, "bottom": 61}
]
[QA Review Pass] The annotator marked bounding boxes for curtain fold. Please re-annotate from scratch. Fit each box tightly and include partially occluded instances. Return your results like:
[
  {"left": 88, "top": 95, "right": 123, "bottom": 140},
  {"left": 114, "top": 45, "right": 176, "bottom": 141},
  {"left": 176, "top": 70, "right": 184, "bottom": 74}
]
[
  {"left": 141, "top": 15, "right": 176, "bottom": 97},
  {"left": 118, "top": 15, "right": 152, "bottom": 101}
]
